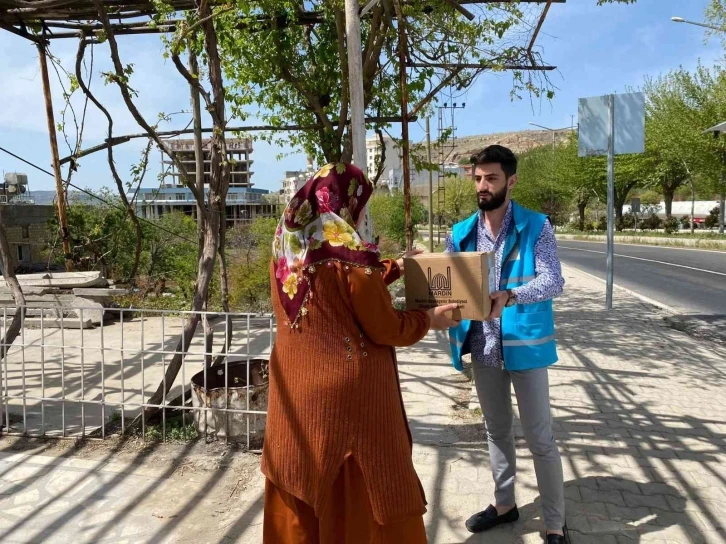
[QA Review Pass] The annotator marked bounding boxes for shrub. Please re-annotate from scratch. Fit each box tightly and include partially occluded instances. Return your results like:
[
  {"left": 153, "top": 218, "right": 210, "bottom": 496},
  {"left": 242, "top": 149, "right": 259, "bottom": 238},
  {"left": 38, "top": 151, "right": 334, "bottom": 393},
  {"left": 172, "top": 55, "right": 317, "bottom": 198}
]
[
  {"left": 705, "top": 206, "right": 720, "bottom": 229},
  {"left": 369, "top": 191, "right": 426, "bottom": 256},
  {"left": 640, "top": 213, "right": 663, "bottom": 230},
  {"left": 664, "top": 217, "right": 679, "bottom": 234}
]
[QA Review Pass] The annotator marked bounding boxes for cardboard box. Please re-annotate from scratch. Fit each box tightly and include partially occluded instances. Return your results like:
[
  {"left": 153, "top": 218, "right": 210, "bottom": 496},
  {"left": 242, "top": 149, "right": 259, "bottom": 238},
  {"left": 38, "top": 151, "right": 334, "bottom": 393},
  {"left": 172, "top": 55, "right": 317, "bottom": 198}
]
[{"left": 403, "top": 252, "right": 495, "bottom": 321}]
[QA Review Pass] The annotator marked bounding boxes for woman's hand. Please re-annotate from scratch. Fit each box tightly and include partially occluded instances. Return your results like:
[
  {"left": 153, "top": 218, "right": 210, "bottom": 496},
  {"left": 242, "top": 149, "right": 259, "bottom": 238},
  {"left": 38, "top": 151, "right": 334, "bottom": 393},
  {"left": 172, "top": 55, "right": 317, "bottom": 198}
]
[
  {"left": 396, "top": 249, "right": 424, "bottom": 274},
  {"left": 427, "top": 303, "right": 460, "bottom": 330}
]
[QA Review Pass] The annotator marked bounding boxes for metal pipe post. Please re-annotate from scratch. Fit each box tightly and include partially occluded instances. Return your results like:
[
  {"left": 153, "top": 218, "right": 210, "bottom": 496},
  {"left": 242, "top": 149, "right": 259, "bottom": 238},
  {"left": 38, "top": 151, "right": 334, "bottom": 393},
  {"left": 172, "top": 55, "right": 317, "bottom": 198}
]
[
  {"left": 393, "top": 0, "right": 412, "bottom": 251},
  {"left": 606, "top": 94, "right": 615, "bottom": 310},
  {"left": 720, "top": 168, "right": 725, "bottom": 235},
  {"left": 427, "top": 117, "right": 434, "bottom": 252}
]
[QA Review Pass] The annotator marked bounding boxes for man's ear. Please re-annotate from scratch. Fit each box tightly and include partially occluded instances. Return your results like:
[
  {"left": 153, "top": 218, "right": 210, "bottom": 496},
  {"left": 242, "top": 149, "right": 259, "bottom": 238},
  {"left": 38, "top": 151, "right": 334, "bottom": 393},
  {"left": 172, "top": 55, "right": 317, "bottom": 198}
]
[{"left": 508, "top": 173, "right": 518, "bottom": 191}]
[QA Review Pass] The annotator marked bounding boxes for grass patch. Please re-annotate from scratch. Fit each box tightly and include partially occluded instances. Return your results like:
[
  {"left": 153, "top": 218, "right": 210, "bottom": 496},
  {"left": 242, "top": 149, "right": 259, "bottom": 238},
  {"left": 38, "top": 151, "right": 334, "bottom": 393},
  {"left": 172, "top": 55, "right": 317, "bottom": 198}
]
[
  {"left": 557, "top": 228, "right": 726, "bottom": 240},
  {"left": 559, "top": 233, "right": 726, "bottom": 251},
  {"left": 103, "top": 410, "right": 199, "bottom": 442}
]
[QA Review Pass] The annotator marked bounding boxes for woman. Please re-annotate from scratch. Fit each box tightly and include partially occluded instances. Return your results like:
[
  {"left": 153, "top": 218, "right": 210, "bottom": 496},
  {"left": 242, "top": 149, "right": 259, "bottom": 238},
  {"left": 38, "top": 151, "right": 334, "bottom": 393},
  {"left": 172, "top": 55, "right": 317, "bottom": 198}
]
[{"left": 262, "top": 163, "right": 458, "bottom": 543}]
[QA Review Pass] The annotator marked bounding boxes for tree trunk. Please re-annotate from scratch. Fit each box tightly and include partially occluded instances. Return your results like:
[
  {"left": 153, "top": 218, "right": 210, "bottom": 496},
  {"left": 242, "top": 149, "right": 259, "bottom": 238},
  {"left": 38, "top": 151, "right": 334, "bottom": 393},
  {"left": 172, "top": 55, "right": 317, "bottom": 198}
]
[
  {"left": 691, "top": 179, "right": 696, "bottom": 235},
  {"left": 0, "top": 224, "right": 26, "bottom": 360},
  {"left": 663, "top": 188, "right": 674, "bottom": 220},
  {"left": 190, "top": 50, "right": 206, "bottom": 252},
  {"left": 577, "top": 201, "right": 587, "bottom": 231},
  {"left": 145, "top": 211, "right": 220, "bottom": 412},
  {"left": 144, "top": 0, "right": 233, "bottom": 410}
]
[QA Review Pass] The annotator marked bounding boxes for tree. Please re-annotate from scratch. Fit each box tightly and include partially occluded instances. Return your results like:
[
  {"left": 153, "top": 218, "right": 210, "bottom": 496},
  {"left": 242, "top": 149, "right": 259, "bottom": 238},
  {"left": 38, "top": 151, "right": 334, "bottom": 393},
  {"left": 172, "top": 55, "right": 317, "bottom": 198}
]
[
  {"left": 434, "top": 176, "right": 477, "bottom": 225},
  {"left": 552, "top": 134, "right": 596, "bottom": 230},
  {"left": 642, "top": 64, "right": 726, "bottom": 219},
  {"left": 705, "top": 206, "right": 721, "bottom": 228},
  {"left": 370, "top": 191, "right": 426, "bottom": 254},
  {"left": 54, "top": 197, "right": 198, "bottom": 291},
  {"left": 218, "top": 1, "right": 556, "bottom": 164},
  {"left": 515, "top": 144, "right": 572, "bottom": 225},
  {"left": 704, "top": 0, "right": 726, "bottom": 49},
  {"left": 58, "top": 192, "right": 139, "bottom": 280},
  {"left": 229, "top": 217, "right": 278, "bottom": 312}
]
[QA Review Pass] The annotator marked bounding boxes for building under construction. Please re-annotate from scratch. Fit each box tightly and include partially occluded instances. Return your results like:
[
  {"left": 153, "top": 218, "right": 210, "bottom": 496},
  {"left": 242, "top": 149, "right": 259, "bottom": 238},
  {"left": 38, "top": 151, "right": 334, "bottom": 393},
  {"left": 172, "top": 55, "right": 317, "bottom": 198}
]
[{"left": 130, "top": 138, "right": 281, "bottom": 226}]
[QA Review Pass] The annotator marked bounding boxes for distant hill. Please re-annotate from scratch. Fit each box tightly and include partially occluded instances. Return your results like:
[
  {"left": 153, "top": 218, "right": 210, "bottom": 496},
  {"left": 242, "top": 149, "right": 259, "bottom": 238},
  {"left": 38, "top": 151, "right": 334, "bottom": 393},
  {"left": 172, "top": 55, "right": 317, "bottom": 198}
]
[{"left": 444, "top": 128, "right": 575, "bottom": 164}]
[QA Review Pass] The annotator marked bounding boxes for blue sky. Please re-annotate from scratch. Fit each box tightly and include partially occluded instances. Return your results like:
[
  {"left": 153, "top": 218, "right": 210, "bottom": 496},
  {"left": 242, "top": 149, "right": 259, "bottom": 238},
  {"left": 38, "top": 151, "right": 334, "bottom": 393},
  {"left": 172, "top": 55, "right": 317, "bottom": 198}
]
[{"left": 0, "top": 0, "right": 722, "bottom": 195}]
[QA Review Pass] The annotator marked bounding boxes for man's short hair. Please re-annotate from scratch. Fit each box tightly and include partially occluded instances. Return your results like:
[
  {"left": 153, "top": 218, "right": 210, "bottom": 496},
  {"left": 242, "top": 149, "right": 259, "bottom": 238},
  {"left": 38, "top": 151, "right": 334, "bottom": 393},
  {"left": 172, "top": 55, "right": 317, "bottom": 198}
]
[{"left": 470, "top": 145, "right": 518, "bottom": 178}]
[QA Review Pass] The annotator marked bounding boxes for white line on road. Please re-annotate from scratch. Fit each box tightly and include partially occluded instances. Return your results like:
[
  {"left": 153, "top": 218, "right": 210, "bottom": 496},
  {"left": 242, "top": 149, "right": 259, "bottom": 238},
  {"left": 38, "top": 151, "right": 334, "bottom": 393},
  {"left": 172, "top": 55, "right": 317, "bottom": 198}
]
[
  {"left": 556, "top": 237, "right": 726, "bottom": 254},
  {"left": 558, "top": 245, "right": 726, "bottom": 277}
]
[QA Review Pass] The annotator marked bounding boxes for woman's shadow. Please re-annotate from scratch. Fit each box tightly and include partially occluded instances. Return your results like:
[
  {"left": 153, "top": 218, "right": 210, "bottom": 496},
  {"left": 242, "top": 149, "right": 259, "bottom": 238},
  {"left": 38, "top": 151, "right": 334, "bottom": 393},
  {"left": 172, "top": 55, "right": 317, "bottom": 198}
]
[{"left": 464, "top": 476, "right": 698, "bottom": 543}]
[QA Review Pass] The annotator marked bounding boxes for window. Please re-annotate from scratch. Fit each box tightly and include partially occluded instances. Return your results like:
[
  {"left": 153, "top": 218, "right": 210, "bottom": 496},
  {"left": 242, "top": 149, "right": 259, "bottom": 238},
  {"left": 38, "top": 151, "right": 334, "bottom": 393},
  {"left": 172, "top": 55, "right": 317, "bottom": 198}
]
[
  {"left": 22, "top": 225, "right": 29, "bottom": 239},
  {"left": 17, "top": 244, "right": 30, "bottom": 263}
]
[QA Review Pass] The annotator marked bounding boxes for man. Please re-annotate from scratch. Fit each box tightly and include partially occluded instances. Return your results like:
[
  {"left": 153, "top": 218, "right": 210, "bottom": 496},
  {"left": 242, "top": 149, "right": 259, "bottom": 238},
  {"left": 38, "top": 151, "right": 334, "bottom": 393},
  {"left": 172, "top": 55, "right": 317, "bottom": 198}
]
[{"left": 445, "top": 145, "right": 568, "bottom": 543}]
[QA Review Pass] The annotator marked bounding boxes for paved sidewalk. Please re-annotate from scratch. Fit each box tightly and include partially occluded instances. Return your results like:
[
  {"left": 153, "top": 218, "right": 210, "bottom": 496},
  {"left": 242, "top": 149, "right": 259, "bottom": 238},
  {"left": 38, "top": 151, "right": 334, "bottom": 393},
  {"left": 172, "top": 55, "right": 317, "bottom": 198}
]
[{"left": 1, "top": 265, "right": 725, "bottom": 543}]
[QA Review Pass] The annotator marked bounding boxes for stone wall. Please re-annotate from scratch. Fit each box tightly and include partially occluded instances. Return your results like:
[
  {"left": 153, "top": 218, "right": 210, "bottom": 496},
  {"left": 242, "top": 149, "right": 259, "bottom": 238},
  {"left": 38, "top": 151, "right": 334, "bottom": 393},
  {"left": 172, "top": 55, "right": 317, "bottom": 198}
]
[{"left": 0, "top": 205, "right": 54, "bottom": 270}]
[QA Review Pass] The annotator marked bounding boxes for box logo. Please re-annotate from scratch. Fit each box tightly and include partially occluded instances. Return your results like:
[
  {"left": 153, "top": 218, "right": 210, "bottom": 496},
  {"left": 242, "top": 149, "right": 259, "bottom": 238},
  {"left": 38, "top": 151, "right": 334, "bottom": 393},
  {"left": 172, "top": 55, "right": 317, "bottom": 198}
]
[{"left": 428, "top": 266, "right": 452, "bottom": 297}]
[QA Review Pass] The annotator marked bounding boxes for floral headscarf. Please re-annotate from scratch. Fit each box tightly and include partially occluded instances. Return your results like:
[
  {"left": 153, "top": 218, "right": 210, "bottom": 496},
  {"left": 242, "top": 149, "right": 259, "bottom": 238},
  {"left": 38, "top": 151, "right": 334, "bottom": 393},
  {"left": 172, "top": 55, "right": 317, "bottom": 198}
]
[{"left": 273, "top": 162, "right": 383, "bottom": 327}]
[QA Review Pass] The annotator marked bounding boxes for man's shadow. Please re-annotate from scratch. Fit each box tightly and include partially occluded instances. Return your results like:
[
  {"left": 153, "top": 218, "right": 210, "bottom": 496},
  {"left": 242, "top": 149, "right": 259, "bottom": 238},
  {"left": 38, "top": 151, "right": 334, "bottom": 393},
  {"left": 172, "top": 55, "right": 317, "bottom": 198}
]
[{"left": 464, "top": 476, "right": 696, "bottom": 542}]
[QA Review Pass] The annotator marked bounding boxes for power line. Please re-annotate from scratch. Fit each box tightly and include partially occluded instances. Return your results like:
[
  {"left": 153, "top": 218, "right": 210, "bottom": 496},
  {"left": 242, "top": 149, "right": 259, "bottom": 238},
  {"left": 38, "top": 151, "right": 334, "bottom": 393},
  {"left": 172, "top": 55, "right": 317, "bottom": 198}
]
[{"left": 0, "top": 144, "right": 197, "bottom": 244}]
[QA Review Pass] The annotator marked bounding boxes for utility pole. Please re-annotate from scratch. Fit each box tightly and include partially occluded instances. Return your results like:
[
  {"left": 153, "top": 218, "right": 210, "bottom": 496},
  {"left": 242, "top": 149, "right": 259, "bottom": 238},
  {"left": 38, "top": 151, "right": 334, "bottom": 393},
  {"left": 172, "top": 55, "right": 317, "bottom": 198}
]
[{"left": 344, "top": 0, "right": 372, "bottom": 241}]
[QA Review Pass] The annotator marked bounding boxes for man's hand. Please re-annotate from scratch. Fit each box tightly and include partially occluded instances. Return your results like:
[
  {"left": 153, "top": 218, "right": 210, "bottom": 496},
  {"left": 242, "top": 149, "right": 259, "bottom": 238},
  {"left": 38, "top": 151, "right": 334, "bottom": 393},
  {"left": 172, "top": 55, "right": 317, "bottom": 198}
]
[
  {"left": 396, "top": 249, "right": 423, "bottom": 274},
  {"left": 486, "top": 291, "right": 509, "bottom": 321},
  {"left": 427, "top": 303, "right": 460, "bottom": 330}
]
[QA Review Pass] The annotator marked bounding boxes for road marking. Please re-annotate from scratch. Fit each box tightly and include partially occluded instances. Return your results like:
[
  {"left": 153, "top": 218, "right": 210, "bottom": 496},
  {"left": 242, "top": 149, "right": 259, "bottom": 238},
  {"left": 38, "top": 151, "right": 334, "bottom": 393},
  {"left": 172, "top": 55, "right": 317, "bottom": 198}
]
[
  {"left": 561, "top": 265, "right": 677, "bottom": 314},
  {"left": 556, "top": 237, "right": 726, "bottom": 254},
  {"left": 558, "top": 245, "right": 726, "bottom": 277}
]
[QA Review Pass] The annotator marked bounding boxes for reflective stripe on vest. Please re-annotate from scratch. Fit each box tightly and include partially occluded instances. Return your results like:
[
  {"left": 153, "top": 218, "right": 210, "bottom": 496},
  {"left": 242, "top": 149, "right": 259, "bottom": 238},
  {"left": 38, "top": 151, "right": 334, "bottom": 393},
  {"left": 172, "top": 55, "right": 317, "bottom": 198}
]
[
  {"left": 501, "top": 274, "right": 535, "bottom": 287},
  {"left": 502, "top": 334, "right": 556, "bottom": 347}
]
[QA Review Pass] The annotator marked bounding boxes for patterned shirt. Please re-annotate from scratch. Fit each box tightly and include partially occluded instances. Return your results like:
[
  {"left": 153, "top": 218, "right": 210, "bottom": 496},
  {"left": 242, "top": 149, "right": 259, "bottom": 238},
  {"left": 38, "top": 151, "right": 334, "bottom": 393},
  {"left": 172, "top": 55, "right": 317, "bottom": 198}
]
[{"left": 445, "top": 202, "right": 564, "bottom": 368}]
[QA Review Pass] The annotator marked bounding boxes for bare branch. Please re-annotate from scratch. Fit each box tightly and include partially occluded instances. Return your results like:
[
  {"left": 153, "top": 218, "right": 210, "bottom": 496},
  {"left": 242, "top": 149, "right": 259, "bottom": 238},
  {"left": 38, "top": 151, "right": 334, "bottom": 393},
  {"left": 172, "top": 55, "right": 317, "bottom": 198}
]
[
  {"left": 89, "top": 1, "right": 206, "bottom": 212},
  {"left": 74, "top": 36, "right": 142, "bottom": 281},
  {"left": 334, "top": 6, "right": 349, "bottom": 142}
]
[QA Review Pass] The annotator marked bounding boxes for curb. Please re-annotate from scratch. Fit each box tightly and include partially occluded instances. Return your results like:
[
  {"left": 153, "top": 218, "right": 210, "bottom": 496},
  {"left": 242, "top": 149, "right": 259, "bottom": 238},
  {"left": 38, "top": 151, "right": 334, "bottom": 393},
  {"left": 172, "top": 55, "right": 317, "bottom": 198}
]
[
  {"left": 561, "top": 264, "right": 677, "bottom": 315},
  {"left": 556, "top": 234, "right": 726, "bottom": 253}
]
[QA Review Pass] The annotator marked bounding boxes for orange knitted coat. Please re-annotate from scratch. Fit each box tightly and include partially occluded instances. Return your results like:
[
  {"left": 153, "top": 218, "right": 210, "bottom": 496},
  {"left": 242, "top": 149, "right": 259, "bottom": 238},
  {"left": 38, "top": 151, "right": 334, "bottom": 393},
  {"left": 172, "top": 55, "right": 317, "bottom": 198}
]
[{"left": 261, "top": 259, "right": 431, "bottom": 525}]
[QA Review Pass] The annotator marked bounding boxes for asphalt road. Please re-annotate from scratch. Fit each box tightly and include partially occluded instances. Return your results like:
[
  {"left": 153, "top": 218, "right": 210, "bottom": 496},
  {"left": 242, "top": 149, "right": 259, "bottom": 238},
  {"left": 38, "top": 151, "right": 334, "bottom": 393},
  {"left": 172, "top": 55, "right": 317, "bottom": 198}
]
[{"left": 557, "top": 240, "right": 726, "bottom": 315}]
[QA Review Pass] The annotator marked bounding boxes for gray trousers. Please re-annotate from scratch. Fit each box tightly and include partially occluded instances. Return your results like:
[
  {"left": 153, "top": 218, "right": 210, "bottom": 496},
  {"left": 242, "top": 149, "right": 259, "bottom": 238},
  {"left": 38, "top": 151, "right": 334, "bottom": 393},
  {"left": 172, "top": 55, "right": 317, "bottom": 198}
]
[{"left": 473, "top": 366, "right": 565, "bottom": 530}]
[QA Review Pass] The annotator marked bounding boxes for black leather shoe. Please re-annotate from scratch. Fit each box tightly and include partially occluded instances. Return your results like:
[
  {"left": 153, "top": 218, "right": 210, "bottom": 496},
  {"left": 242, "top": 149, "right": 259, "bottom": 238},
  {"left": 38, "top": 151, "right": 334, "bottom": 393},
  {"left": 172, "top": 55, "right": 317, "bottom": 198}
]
[
  {"left": 546, "top": 524, "right": 570, "bottom": 543},
  {"left": 465, "top": 504, "right": 519, "bottom": 533}
]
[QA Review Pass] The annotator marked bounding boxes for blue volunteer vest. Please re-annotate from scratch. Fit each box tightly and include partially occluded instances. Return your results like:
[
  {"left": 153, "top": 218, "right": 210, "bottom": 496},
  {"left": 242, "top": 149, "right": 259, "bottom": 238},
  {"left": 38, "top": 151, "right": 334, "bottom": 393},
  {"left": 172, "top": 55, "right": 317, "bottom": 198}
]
[{"left": 448, "top": 201, "right": 558, "bottom": 371}]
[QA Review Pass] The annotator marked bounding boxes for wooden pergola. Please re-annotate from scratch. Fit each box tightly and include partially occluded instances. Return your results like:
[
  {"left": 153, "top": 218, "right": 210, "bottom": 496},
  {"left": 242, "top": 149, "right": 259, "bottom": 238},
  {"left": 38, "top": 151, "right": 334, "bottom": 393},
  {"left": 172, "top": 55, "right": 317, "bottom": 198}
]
[{"left": 1, "top": 0, "right": 561, "bottom": 252}]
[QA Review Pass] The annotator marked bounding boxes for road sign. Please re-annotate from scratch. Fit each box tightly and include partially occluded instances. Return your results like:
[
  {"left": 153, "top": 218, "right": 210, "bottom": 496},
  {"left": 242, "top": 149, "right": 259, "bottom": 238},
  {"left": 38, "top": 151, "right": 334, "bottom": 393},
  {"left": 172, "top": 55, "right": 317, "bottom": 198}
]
[
  {"left": 578, "top": 93, "right": 645, "bottom": 310},
  {"left": 631, "top": 197, "right": 641, "bottom": 214},
  {"left": 578, "top": 92, "right": 645, "bottom": 157}
]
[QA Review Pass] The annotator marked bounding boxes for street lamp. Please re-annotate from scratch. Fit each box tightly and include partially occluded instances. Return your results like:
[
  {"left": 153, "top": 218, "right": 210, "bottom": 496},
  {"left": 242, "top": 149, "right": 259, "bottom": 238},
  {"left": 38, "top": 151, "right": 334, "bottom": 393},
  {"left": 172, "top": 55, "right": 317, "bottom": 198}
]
[
  {"left": 671, "top": 16, "right": 724, "bottom": 32},
  {"left": 529, "top": 122, "right": 569, "bottom": 152}
]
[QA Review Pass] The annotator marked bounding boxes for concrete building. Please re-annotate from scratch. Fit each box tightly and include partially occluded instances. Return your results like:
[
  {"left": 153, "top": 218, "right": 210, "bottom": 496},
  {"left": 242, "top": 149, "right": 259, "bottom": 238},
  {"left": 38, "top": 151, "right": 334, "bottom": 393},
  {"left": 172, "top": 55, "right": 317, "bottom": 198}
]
[
  {"left": 281, "top": 157, "right": 315, "bottom": 203},
  {"left": 130, "top": 138, "right": 281, "bottom": 226},
  {"left": 0, "top": 202, "right": 54, "bottom": 273},
  {"left": 365, "top": 135, "right": 402, "bottom": 189}
]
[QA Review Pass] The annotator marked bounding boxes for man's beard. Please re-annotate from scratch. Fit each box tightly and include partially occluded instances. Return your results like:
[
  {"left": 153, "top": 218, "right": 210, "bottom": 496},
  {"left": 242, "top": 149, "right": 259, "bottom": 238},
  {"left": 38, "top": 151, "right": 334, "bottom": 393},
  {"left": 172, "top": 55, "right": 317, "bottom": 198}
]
[{"left": 477, "top": 185, "right": 508, "bottom": 212}]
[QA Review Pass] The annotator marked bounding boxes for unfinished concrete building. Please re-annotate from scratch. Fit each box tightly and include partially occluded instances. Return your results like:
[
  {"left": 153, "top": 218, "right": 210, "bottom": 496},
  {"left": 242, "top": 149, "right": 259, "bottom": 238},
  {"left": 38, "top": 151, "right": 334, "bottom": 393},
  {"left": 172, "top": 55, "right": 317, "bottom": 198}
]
[{"left": 130, "top": 138, "right": 281, "bottom": 226}]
